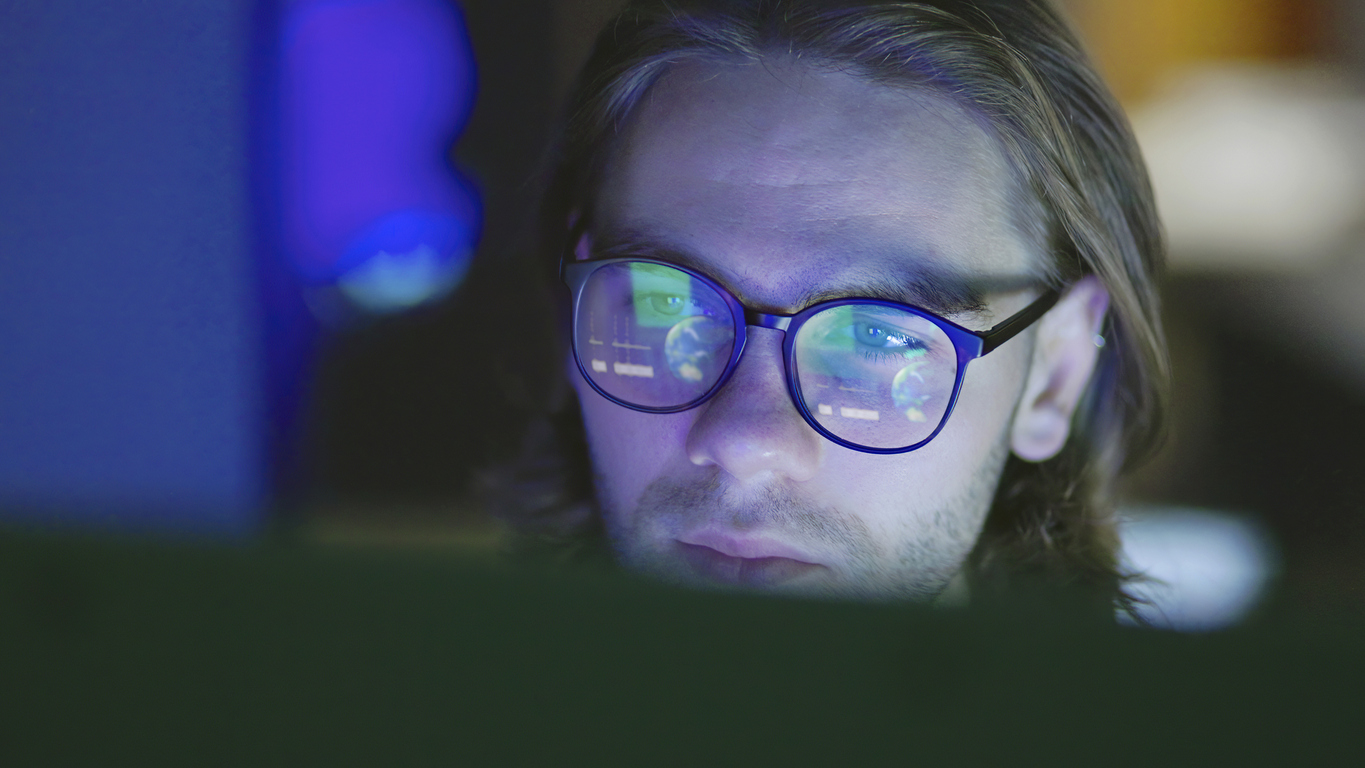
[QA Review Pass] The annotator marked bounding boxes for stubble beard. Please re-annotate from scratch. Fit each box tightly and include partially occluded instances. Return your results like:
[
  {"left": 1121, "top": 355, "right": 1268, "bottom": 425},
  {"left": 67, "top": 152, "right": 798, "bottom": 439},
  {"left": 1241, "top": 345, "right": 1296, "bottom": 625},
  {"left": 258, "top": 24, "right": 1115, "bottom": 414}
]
[{"left": 591, "top": 436, "right": 1012, "bottom": 603}]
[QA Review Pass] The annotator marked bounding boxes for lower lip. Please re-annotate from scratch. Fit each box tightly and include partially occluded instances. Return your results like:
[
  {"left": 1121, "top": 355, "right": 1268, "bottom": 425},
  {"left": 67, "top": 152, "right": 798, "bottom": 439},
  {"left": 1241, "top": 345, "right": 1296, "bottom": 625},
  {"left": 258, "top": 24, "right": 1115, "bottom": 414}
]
[{"left": 677, "top": 543, "right": 824, "bottom": 587}]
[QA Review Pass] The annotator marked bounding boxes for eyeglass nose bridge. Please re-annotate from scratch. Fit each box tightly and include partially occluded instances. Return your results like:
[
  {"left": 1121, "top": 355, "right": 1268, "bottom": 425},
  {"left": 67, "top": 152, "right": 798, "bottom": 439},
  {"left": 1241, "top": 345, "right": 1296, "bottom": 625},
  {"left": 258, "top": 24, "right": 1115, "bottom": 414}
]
[
  {"left": 743, "top": 308, "right": 793, "bottom": 332},
  {"left": 717, "top": 308, "right": 807, "bottom": 438}
]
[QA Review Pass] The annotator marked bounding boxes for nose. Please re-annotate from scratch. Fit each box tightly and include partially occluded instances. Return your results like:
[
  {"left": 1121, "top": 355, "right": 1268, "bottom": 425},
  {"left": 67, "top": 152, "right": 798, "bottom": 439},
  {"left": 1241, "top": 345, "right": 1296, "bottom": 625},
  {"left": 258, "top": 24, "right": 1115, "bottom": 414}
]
[{"left": 685, "top": 326, "right": 823, "bottom": 483}]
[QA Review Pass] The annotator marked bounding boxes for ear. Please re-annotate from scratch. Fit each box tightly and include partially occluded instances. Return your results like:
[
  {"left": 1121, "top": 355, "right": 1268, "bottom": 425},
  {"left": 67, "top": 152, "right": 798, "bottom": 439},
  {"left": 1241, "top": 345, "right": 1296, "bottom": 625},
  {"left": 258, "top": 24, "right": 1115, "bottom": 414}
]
[
  {"left": 573, "top": 231, "right": 592, "bottom": 261},
  {"left": 1010, "top": 275, "right": 1109, "bottom": 462},
  {"left": 568, "top": 210, "right": 592, "bottom": 261}
]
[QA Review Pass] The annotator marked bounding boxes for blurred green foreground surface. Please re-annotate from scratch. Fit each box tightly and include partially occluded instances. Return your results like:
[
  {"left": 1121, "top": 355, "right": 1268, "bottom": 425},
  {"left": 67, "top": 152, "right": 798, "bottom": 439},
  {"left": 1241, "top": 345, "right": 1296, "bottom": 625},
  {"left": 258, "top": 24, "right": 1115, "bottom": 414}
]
[{"left": 2, "top": 528, "right": 1359, "bottom": 765}]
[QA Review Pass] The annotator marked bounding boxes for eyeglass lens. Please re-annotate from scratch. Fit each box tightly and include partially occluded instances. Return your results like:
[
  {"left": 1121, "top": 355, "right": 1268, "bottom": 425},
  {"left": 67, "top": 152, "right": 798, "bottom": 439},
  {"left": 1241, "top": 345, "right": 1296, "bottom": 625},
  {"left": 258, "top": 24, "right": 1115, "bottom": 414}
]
[{"left": 574, "top": 261, "right": 962, "bottom": 450}]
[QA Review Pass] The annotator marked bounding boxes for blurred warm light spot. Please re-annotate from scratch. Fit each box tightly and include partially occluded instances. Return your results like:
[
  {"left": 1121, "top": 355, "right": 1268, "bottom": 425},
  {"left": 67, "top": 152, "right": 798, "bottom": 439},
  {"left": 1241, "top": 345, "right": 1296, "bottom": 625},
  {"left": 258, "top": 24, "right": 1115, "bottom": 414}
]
[
  {"left": 1062, "top": 0, "right": 1363, "bottom": 270},
  {"left": 1134, "top": 65, "right": 1365, "bottom": 269},
  {"left": 1061, "top": 0, "right": 1324, "bottom": 106}
]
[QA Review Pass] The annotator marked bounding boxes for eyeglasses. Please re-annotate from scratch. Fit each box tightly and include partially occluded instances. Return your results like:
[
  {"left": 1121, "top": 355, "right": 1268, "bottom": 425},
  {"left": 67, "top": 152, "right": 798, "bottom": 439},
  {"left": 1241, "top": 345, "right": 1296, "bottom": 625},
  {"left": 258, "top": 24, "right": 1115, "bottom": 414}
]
[{"left": 562, "top": 256, "right": 1059, "bottom": 454}]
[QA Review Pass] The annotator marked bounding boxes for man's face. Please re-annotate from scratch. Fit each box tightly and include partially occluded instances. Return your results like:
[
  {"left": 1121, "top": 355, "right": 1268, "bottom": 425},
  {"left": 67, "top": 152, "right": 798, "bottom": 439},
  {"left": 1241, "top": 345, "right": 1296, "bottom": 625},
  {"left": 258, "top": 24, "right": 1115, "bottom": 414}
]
[{"left": 571, "top": 59, "right": 1047, "bottom": 601}]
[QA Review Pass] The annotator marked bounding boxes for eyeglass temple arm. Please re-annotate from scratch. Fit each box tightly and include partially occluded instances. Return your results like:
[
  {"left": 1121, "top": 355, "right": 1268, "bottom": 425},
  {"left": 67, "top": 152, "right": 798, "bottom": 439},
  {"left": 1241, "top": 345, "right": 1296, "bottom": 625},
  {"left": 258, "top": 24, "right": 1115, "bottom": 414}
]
[
  {"left": 977, "top": 288, "right": 1061, "bottom": 356},
  {"left": 559, "top": 218, "right": 593, "bottom": 281}
]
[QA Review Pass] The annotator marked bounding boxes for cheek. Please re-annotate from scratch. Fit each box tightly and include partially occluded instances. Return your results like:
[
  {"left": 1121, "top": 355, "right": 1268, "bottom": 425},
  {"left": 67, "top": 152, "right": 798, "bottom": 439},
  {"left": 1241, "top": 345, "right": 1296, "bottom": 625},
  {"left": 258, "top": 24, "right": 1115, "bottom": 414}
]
[
  {"left": 570, "top": 364, "right": 694, "bottom": 509},
  {"left": 831, "top": 341, "right": 1027, "bottom": 523}
]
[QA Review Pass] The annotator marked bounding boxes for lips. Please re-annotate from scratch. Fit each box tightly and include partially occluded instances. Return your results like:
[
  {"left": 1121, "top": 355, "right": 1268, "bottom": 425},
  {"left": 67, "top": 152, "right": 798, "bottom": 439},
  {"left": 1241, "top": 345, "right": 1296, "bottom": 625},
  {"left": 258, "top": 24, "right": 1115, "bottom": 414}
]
[{"left": 675, "top": 532, "right": 826, "bottom": 587}]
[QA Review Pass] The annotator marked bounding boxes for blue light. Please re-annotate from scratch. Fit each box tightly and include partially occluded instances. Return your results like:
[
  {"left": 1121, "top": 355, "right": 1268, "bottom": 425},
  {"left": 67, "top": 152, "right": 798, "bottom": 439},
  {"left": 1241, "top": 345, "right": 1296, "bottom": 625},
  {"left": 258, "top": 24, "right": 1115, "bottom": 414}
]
[
  {"left": 279, "top": 0, "right": 480, "bottom": 313},
  {"left": 335, "top": 209, "right": 474, "bottom": 311}
]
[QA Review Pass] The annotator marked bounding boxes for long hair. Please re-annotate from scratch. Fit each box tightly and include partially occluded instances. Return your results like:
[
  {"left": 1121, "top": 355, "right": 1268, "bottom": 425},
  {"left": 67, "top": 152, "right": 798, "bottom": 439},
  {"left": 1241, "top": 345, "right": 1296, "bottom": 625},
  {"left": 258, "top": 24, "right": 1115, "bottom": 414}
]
[{"left": 491, "top": 0, "right": 1169, "bottom": 612}]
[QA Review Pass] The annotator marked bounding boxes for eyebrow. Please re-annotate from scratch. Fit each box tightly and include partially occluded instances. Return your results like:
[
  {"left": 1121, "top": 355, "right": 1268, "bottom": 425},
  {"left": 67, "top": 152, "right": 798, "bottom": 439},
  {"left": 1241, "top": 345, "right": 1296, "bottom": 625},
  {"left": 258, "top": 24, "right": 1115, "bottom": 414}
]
[
  {"left": 591, "top": 228, "right": 1038, "bottom": 321},
  {"left": 795, "top": 265, "right": 989, "bottom": 319}
]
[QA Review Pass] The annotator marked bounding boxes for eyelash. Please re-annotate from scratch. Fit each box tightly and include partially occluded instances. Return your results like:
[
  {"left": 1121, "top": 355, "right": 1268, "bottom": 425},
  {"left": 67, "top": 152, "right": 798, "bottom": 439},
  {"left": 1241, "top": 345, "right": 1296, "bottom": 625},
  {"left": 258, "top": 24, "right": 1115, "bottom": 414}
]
[{"left": 858, "top": 348, "right": 911, "bottom": 363}]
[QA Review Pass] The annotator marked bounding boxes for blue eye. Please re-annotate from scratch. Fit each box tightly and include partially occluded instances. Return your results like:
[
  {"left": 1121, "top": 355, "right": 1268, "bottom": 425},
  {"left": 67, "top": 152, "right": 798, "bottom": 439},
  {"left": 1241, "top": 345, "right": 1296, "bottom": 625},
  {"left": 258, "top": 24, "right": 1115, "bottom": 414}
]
[{"left": 853, "top": 322, "right": 923, "bottom": 351}]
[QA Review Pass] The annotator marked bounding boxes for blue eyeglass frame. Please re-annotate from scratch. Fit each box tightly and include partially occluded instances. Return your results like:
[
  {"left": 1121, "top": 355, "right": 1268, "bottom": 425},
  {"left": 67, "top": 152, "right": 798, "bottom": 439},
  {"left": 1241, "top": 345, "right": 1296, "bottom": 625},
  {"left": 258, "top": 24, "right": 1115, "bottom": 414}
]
[{"left": 562, "top": 254, "right": 1061, "bottom": 455}]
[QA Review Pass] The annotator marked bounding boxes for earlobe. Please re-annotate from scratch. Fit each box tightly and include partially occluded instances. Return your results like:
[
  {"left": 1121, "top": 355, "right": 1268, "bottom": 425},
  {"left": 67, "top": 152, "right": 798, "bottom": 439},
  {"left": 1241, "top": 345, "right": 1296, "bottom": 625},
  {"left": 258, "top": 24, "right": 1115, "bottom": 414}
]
[{"left": 1010, "top": 276, "right": 1109, "bottom": 462}]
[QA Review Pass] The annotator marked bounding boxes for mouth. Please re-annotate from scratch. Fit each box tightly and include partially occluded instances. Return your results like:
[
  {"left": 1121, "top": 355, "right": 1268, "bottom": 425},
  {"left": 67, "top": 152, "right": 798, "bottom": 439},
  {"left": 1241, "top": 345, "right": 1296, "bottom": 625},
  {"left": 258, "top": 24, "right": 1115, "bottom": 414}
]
[{"left": 675, "top": 533, "right": 827, "bottom": 588}]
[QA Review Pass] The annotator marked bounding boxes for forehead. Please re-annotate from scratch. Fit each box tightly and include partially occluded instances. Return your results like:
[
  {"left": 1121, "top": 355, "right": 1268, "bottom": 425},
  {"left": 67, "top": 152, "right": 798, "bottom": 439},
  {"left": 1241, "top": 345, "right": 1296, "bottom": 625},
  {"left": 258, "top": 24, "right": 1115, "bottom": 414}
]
[{"left": 593, "top": 59, "right": 1040, "bottom": 312}]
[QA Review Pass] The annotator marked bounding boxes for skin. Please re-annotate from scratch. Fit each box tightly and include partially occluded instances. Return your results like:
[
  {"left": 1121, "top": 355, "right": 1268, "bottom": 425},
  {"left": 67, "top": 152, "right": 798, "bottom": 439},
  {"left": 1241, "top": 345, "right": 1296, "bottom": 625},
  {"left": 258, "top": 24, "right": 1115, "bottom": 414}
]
[{"left": 570, "top": 58, "right": 1108, "bottom": 601}]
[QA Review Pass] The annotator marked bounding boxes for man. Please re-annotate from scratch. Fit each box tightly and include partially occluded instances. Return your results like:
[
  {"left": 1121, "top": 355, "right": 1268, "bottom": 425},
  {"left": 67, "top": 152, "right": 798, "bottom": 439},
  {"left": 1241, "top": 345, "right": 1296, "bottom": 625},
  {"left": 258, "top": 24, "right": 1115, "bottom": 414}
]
[{"left": 493, "top": 0, "right": 1167, "bottom": 616}]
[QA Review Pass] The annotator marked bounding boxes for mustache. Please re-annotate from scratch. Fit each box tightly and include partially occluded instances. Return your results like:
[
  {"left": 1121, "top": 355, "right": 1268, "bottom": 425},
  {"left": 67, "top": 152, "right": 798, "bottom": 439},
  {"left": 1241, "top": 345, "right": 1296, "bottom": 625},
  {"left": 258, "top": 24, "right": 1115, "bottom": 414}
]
[{"left": 630, "top": 473, "right": 876, "bottom": 556}]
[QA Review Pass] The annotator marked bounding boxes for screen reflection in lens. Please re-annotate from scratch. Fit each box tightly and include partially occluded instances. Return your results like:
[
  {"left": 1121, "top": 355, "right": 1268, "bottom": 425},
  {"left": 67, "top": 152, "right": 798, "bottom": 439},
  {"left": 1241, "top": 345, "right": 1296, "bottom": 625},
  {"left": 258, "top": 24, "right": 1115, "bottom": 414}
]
[
  {"left": 578, "top": 262, "right": 734, "bottom": 409},
  {"left": 793, "top": 304, "right": 957, "bottom": 449}
]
